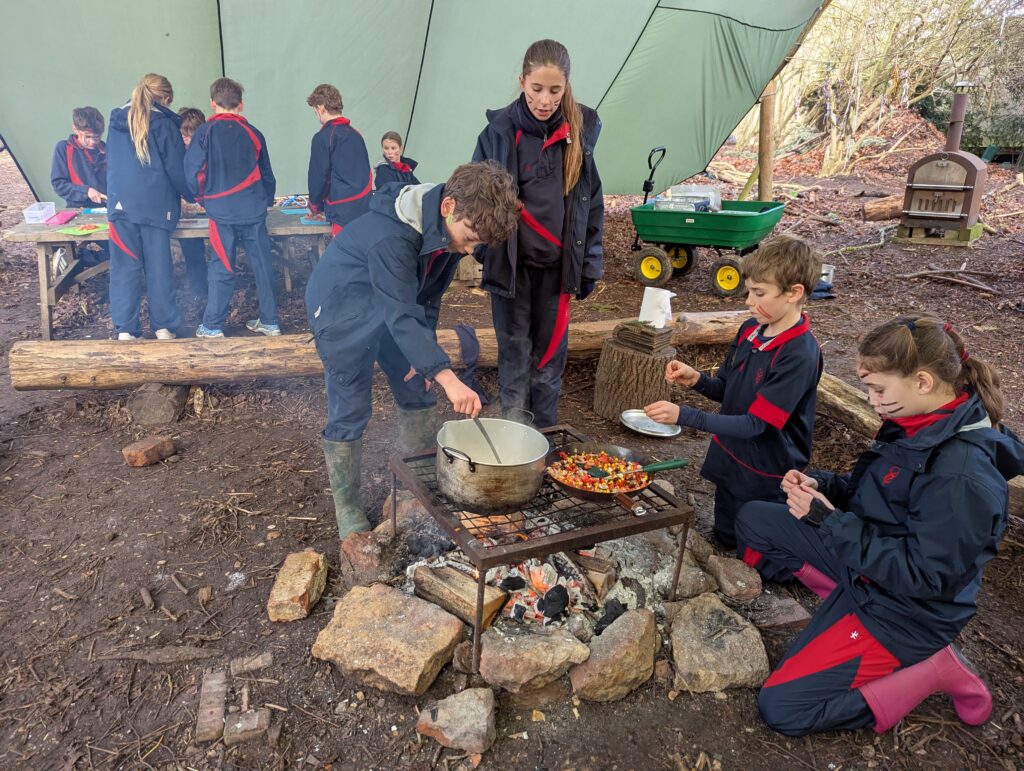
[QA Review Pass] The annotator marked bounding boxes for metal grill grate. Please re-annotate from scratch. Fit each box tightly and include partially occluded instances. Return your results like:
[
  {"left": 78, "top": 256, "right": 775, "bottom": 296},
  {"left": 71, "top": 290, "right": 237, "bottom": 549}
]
[{"left": 391, "top": 426, "right": 694, "bottom": 569}]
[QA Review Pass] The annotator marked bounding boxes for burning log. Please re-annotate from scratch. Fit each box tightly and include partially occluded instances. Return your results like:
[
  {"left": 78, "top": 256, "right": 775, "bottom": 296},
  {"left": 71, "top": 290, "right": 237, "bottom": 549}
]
[
  {"left": 566, "top": 552, "right": 617, "bottom": 601},
  {"left": 413, "top": 565, "right": 507, "bottom": 628}
]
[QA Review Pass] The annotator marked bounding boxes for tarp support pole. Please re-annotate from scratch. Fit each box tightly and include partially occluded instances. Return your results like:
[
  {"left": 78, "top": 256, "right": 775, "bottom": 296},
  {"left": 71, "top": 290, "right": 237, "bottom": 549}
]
[{"left": 758, "top": 80, "right": 776, "bottom": 201}]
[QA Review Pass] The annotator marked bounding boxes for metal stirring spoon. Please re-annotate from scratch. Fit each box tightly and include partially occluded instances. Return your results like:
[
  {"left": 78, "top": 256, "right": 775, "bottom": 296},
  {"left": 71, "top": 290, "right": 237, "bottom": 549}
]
[{"left": 473, "top": 417, "right": 503, "bottom": 464}]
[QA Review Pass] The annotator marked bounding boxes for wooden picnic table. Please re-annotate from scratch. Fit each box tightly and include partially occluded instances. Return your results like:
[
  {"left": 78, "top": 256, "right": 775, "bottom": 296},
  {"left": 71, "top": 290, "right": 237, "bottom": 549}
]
[{"left": 1, "top": 208, "right": 332, "bottom": 340}]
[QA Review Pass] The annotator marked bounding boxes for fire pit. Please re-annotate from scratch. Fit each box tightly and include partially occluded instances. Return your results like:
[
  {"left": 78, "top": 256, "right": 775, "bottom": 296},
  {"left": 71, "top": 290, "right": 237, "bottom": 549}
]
[{"left": 389, "top": 425, "right": 694, "bottom": 671}]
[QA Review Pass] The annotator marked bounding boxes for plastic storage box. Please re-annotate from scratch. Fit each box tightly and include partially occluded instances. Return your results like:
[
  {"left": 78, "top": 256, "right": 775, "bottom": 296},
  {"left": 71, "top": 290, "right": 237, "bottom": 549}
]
[{"left": 23, "top": 202, "right": 56, "bottom": 224}]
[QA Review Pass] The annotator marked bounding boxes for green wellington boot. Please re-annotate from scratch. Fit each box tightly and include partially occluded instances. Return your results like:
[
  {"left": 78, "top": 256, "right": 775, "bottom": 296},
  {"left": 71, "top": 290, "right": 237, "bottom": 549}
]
[
  {"left": 396, "top": 406, "right": 438, "bottom": 453},
  {"left": 322, "top": 437, "right": 371, "bottom": 539}
]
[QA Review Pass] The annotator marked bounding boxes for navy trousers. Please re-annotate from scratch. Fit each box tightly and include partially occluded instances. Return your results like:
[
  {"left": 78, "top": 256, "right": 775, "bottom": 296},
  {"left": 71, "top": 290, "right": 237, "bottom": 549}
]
[
  {"left": 318, "top": 324, "right": 437, "bottom": 442},
  {"left": 714, "top": 487, "right": 791, "bottom": 581},
  {"left": 178, "top": 238, "right": 208, "bottom": 296},
  {"left": 490, "top": 264, "right": 568, "bottom": 428},
  {"left": 736, "top": 501, "right": 911, "bottom": 736},
  {"left": 108, "top": 219, "right": 182, "bottom": 336},
  {"left": 204, "top": 219, "right": 278, "bottom": 330}
]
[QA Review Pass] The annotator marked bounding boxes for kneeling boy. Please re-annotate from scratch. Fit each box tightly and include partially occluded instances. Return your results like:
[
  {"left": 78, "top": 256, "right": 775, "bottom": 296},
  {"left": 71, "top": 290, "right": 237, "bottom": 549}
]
[
  {"left": 645, "top": 235, "right": 823, "bottom": 575},
  {"left": 307, "top": 161, "right": 519, "bottom": 539}
]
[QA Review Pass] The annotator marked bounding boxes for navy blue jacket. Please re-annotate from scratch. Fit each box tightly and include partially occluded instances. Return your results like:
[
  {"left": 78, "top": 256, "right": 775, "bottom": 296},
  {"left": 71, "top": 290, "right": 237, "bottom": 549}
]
[
  {"left": 51, "top": 135, "right": 107, "bottom": 207},
  {"left": 374, "top": 156, "right": 419, "bottom": 189},
  {"left": 305, "top": 183, "right": 461, "bottom": 381},
  {"left": 184, "top": 113, "right": 276, "bottom": 225},
  {"left": 809, "top": 394, "right": 1023, "bottom": 658},
  {"left": 696, "top": 315, "right": 822, "bottom": 498},
  {"left": 307, "top": 117, "right": 372, "bottom": 227},
  {"left": 106, "top": 102, "right": 193, "bottom": 230},
  {"left": 472, "top": 100, "right": 604, "bottom": 297}
]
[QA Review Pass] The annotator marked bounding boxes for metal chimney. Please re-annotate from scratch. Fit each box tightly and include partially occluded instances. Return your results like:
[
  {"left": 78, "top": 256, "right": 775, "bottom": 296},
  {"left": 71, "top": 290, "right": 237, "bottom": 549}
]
[{"left": 944, "top": 82, "right": 973, "bottom": 153}]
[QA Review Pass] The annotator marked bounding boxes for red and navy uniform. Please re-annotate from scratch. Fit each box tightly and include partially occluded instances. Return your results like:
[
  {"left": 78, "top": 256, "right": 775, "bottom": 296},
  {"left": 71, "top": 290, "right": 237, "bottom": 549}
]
[
  {"left": 306, "top": 183, "right": 462, "bottom": 442},
  {"left": 736, "top": 393, "right": 1022, "bottom": 735},
  {"left": 184, "top": 113, "right": 278, "bottom": 330},
  {"left": 374, "top": 155, "right": 419, "bottom": 188},
  {"left": 307, "top": 117, "right": 372, "bottom": 237},
  {"left": 472, "top": 94, "right": 604, "bottom": 427},
  {"left": 51, "top": 135, "right": 107, "bottom": 208},
  {"left": 106, "top": 102, "right": 193, "bottom": 336}
]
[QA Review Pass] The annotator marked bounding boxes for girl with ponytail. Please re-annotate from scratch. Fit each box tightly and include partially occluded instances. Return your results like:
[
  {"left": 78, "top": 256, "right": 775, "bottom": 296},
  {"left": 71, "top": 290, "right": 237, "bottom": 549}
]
[
  {"left": 732, "top": 315, "right": 1022, "bottom": 737},
  {"left": 472, "top": 39, "right": 605, "bottom": 428},
  {"left": 106, "top": 73, "right": 193, "bottom": 340}
]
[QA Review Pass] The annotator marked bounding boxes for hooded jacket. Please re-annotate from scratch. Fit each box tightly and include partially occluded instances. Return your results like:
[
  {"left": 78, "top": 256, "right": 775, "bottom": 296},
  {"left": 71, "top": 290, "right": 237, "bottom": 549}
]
[
  {"left": 184, "top": 113, "right": 276, "bottom": 224},
  {"left": 51, "top": 135, "right": 107, "bottom": 208},
  {"left": 305, "top": 182, "right": 462, "bottom": 381},
  {"left": 106, "top": 102, "right": 192, "bottom": 230},
  {"left": 472, "top": 100, "right": 603, "bottom": 298},
  {"left": 809, "top": 394, "right": 1024, "bottom": 657}
]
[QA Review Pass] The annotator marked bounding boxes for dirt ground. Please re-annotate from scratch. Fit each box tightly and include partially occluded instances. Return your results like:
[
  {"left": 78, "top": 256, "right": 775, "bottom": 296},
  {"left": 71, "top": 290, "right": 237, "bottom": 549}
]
[{"left": 1, "top": 112, "right": 1023, "bottom": 770}]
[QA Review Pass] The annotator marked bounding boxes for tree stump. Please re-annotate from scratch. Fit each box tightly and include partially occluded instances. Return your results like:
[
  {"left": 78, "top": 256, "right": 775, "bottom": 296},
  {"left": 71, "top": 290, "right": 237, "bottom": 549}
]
[{"left": 593, "top": 325, "right": 676, "bottom": 420}]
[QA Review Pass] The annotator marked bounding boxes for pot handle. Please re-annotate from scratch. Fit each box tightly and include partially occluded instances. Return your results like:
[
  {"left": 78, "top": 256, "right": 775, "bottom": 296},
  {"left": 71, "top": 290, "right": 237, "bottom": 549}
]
[{"left": 441, "top": 446, "right": 476, "bottom": 472}]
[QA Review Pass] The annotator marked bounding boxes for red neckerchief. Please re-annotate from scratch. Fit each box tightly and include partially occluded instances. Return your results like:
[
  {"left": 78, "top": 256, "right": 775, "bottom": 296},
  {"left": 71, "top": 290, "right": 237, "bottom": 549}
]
[
  {"left": 891, "top": 392, "right": 969, "bottom": 437},
  {"left": 392, "top": 160, "right": 412, "bottom": 173}
]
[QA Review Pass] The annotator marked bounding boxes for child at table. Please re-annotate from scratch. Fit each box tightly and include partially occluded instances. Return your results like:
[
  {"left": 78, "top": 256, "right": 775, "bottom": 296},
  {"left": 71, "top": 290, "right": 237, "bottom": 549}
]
[
  {"left": 50, "top": 106, "right": 108, "bottom": 267},
  {"left": 644, "top": 236, "right": 823, "bottom": 574},
  {"left": 106, "top": 74, "right": 192, "bottom": 340},
  {"left": 176, "top": 107, "right": 208, "bottom": 298},
  {"left": 185, "top": 78, "right": 278, "bottom": 337},
  {"left": 374, "top": 131, "right": 419, "bottom": 189},
  {"left": 305, "top": 83, "right": 371, "bottom": 237}
]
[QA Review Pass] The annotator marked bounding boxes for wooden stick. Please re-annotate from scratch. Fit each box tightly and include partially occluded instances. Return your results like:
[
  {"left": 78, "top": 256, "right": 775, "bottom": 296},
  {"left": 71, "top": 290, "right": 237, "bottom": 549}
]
[{"left": 896, "top": 272, "right": 996, "bottom": 293}]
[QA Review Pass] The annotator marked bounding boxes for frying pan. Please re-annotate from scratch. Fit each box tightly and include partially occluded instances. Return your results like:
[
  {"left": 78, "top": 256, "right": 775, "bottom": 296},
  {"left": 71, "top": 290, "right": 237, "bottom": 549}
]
[{"left": 545, "top": 442, "right": 683, "bottom": 512}]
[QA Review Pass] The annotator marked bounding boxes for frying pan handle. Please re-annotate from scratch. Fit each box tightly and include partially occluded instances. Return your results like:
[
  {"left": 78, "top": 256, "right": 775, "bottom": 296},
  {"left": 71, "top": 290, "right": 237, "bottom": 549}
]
[
  {"left": 644, "top": 458, "right": 689, "bottom": 473},
  {"left": 615, "top": 492, "right": 648, "bottom": 516},
  {"left": 441, "top": 446, "right": 476, "bottom": 472}
]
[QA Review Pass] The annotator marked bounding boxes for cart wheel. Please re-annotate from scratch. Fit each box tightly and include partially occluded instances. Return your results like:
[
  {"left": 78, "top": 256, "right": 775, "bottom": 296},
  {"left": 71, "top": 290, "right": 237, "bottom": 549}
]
[
  {"left": 710, "top": 256, "right": 744, "bottom": 297},
  {"left": 668, "top": 245, "right": 697, "bottom": 277},
  {"left": 634, "top": 246, "right": 672, "bottom": 287}
]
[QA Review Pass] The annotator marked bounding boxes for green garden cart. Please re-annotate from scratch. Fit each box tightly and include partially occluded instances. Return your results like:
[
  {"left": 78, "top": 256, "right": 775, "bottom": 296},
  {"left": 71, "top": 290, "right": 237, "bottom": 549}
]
[{"left": 629, "top": 147, "right": 786, "bottom": 296}]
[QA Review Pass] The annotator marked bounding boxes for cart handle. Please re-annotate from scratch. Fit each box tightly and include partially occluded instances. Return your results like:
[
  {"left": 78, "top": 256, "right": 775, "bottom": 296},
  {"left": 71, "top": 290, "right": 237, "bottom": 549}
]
[{"left": 648, "top": 147, "right": 666, "bottom": 173}]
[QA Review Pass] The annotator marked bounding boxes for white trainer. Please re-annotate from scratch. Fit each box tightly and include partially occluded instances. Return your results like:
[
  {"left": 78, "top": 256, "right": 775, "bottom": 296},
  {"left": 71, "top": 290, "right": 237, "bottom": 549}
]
[
  {"left": 155, "top": 328, "right": 176, "bottom": 340},
  {"left": 117, "top": 332, "right": 139, "bottom": 341}
]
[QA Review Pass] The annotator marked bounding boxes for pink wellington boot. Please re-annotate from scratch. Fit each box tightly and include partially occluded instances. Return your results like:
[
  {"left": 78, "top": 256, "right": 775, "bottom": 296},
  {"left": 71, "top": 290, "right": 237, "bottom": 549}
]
[
  {"left": 793, "top": 562, "right": 837, "bottom": 599},
  {"left": 859, "top": 645, "right": 992, "bottom": 733}
]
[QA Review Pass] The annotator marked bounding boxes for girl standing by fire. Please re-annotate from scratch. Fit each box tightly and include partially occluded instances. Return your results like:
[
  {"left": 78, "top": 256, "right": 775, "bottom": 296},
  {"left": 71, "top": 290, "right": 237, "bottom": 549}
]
[
  {"left": 472, "top": 39, "right": 604, "bottom": 428},
  {"left": 736, "top": 316, "right": 1022, "bottom": 736}
]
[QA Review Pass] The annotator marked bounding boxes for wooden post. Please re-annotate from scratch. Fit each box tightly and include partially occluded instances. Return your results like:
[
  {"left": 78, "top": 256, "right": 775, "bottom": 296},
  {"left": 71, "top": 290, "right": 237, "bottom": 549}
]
[
  {"left": 592, "top": 341, "right": 675, "bottom": 421},
  {"left": 758, "top": 81, "right": 776, "bottom": 202}
]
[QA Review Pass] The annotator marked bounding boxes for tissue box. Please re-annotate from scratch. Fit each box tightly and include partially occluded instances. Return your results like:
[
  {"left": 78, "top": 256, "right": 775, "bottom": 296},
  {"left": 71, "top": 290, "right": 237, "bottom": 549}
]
[{"left": 23, "top": 202, "right": 56, "bottom": 224}]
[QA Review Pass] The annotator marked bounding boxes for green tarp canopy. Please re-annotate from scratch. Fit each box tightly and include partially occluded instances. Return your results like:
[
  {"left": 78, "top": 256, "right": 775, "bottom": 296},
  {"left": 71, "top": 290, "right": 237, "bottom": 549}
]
[{"left": 0, "top": 1, "right": 821, "bottom": 204}]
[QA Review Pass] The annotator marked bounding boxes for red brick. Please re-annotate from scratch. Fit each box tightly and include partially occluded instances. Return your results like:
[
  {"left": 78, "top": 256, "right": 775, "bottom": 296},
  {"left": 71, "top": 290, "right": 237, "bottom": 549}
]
[{"left": 122, "top": 435, "right": 176, "bottom": 467}]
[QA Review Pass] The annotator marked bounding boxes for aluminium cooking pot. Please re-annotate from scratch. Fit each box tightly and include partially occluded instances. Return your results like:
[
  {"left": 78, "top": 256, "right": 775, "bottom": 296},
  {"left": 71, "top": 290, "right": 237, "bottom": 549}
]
[{"left": 436, "top": 418, "right": 551, "bottom": 514}]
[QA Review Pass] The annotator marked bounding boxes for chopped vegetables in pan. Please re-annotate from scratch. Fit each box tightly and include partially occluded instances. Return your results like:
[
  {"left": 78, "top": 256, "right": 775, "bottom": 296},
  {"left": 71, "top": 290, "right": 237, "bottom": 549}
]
[{"left": 547, "top": 451, "right": 649, "bottom": 493}]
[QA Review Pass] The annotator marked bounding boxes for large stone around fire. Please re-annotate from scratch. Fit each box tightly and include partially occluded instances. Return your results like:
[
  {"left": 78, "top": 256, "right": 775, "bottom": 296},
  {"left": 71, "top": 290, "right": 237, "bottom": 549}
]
[
  {"left": 666, "top": 550, "right": 717, "bottom": 599},
  {"left": 704, "top": 554, "right": 762, "bottom": 601},
  {"left": 375, "top": 490, "right": 431, "bottom": 538},
  {"left": 416, "top": 688, "right": 496, "bottom": 755},
  {"left": 685, "top": 529, "right": 715, "bottom": 565},
  {"left": 670, "top": 593, "right": 769, "bottom": 693},
  {"left": 570, "top": 609, "right": 657, "bottom": 702},
  {"left": 339, "top": 531, "right": 393, "bottom": 587},
  {"left": 311, "top": 584, "right": 463, "bottom": 696},
  {"left": 478, "top": 627, "right": 589, "bottom": 693}
]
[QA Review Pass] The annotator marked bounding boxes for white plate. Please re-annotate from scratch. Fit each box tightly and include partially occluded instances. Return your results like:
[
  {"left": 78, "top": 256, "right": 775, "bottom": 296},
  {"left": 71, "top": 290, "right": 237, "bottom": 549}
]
[{"left": 620, "top": 409, "right": 682, "bottom": 438}]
